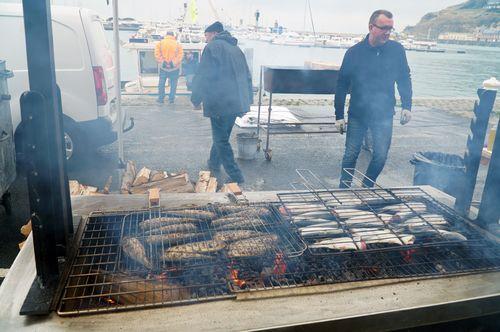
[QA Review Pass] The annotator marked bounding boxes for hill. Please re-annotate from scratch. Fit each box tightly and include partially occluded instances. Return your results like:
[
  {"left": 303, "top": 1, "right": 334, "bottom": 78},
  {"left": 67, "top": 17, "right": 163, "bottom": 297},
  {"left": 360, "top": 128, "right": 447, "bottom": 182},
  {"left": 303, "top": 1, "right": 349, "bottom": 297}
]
[{"left": 403, "top": 0, "right": 499, "bottom": 39}]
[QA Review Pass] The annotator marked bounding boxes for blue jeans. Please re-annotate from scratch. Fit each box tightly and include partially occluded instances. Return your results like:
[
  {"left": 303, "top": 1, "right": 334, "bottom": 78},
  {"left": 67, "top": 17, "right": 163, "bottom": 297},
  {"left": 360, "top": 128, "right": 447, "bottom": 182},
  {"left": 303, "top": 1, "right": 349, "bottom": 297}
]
[
  {"left": 158, "top": 69, "right": 179, "bottom": 102},
  {"left": 339, "top": 116, "right": 393, "bottom": 188},
  {"left": 209, "top": 116, "right": 244, "bottom": 183}
]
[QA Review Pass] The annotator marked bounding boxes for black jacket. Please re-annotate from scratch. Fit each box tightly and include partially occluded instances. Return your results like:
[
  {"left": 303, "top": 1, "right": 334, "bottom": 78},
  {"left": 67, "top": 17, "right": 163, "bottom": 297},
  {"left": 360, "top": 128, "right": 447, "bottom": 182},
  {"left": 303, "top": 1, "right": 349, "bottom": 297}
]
[
  {"left": 334, "top": 35, "right": 412, "bottom": 121},
  {"left": 191, "top": 31, "right": 253, "bottom": 118}
]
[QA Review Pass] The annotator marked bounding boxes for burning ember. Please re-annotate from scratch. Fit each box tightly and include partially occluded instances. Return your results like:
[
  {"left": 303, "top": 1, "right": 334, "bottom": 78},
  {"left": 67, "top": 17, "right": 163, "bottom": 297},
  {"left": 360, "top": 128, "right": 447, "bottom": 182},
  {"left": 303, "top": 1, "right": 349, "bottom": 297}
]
[
  {"left": 272, "top": 253, "right": 287, "bottom": 278},
  {"left": 104, "top": 298, "right": 116, "bottom": 305},
  {"left": 229, "top": 269, "right": 247, "bottom": 289}
]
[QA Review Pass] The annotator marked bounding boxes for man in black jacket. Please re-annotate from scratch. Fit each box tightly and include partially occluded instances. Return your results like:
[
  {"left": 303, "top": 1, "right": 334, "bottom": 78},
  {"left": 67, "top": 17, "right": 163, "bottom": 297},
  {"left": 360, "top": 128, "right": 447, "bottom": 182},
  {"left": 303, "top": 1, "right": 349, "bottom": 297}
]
[
  {"left": 335, "top": 9, "right": 412, "bottom": 188},
  {"left": 191, "top": 22, "right": 253, "bottom": 184}
]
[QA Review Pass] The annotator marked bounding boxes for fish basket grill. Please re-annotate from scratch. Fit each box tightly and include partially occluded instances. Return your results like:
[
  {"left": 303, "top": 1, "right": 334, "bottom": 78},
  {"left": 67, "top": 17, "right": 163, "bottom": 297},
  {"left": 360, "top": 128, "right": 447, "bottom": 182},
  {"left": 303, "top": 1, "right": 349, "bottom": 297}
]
[
  {"left": 278, "top": 186, "right": 497, "bottom": 256},
  {"left": 228, "top": 187, "right": 500, "bottom": 293},
  {"left": 57, "top": 203, "right": 306, "bottom": 315}
]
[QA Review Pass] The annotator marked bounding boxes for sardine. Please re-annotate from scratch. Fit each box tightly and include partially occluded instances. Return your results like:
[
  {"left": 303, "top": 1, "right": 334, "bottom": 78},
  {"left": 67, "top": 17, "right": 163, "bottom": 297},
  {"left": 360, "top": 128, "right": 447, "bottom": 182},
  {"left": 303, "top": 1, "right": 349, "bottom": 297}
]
[
  {"left": 143, "top": 223, "right": 198, "bottom": 236},
  {"left": 378, "top": 202, "right": 427, "bottom": 215},
  {"left": 332, "top": 208, "right": 367, "bottom": 220},
  {"left": 291, "top": 218, "right": 336, "bottom": 226},
  {"left": 299, "top": 226, "right": 345, "bottom": 238},
  {"left": 309, "top": 237, "right": 359, "bottom": 251},
  {"left": 121, "top": 237, "right": 152, "bottom": 269},
  {"left": 213, "top": 230, "right": 264, "bottom": 243},
  {"left": 214, "top": 218, "right": 269, "bottom": 230},
  {"left": 411, "top": 229, "right": 467, "bottom": 242},
  {"left": 227, "top": 234, "right": 279, "bottom": 258},
  {"left": 139, "top": 217, "right": 201, "bottom": 231},
  {"left": 167, "top": 239, "right": 226, "bottom": 254},
  {"left": 161, "top": 251, "right": 214, "bottom": 261},
  {"left": 166, "top": 209, "right": 216, "bottom": 220},
  {"left": 352, "top": 229, "right": 416, "bottom": 246},
  {"left": 214, "top": 204, "right": 250, "bottom": 214},
  {"left": 144, "top": 232, "right": 199, "bottom": 246},
  {"left": 294, "top": 210, "right": 335, "bottom": 220}
]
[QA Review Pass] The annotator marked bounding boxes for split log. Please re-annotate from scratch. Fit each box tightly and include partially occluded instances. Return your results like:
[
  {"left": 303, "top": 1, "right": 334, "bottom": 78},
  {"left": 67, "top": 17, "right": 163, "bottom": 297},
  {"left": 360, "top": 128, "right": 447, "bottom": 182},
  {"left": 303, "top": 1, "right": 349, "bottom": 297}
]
[
  {"left": 80, "top": 185, "right": 99, "bottom": 196},
  {"left": 206, "top": 177, "right": 218, "bottom": 193},
  {"left": 195, "top": 171, "right": 211, "bottom": 193},
  {"left": 148, "top": 188, "right": 161, "bottom": 207},
  {"left": 69, "top": 180, "right": 81, "bottom": 195},
  {"left": 133, "top": 167, "right": 151, "bottom": 186},
  {"left": 220, "top": 183, "right": 242, "bottom": 195},
  {"left": 120, "top": 160, "right": 137, "bottom": 194},
  {"left": 101, "top": 176, "right": 113, "bottom": 194},
  {"left": 130, "top": 173, "right": 194, "bottom": 194},
  {"left": 149, "top": 170, "right": 166, "bottom": 182}
]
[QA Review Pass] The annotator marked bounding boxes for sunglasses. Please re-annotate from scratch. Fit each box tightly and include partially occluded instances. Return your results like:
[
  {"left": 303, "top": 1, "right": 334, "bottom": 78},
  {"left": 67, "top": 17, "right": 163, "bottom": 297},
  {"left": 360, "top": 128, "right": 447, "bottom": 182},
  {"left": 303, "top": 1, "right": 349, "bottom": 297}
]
[{"left": 372, "top": 24, "right": 395, "bottom": 32}]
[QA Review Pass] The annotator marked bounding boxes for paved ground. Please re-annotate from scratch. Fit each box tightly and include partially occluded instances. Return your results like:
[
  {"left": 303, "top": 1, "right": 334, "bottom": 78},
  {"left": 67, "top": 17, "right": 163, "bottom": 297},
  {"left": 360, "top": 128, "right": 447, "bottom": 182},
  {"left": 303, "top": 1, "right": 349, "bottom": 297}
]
[{"left": 0, "top": 95, "right": 494, "bottom": 275}]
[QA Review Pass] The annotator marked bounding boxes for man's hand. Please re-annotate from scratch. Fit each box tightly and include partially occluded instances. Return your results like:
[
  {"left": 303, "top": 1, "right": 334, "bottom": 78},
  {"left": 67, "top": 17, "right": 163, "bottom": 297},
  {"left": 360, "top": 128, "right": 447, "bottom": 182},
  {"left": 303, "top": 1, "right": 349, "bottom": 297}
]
[
  {"left": 335, "top": 119, "right": 345, "bottom": 134},
  {"left": 400, "top": 109, "right": 411, "bottom": 125}
]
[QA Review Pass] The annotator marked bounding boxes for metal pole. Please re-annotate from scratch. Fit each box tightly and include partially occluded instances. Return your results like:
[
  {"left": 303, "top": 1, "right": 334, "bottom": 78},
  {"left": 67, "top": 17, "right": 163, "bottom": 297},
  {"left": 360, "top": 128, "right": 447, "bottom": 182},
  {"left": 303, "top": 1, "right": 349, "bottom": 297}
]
[{"left": 112, "top": 0, "right": 124, "bottom": 163}]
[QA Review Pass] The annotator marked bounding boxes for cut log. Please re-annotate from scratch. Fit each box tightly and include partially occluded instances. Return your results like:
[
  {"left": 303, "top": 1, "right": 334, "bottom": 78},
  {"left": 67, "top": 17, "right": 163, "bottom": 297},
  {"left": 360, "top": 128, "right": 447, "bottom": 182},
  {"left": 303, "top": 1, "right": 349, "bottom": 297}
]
[
  {"left": 149, "top": 170, "right": 166, "bottom": 182},
  {"left": 148, "top": 188, "right": 161, "bottom": 208},
  {"left": 101, "top": 176, "right": 113, "bottom": 194},
  {"left": 80, "top": 185, "right": 99, "bottom": 196},
  {"left": 221, "top": 183, "right": 242, "bottom": 195},
  {"left": 206, "top": 177, "right": 217, "bottom": 193},
  {"left": 120, "top": 160, "right": 137, "bottom": 194},
  {"left": 130, "top": 173, "right": 194, "bottom": 194},
  {"left": 195, "top": 171, "right": 211, "bottom": 193},
  {"left": 20, "top": 220, "right": 32, "bottom": 237},
  {"left": 133, "top": 167, "right": 151, "bottom": 186},
  {"left": 69, "top": 180, "right": 81, "bottom": 195}
]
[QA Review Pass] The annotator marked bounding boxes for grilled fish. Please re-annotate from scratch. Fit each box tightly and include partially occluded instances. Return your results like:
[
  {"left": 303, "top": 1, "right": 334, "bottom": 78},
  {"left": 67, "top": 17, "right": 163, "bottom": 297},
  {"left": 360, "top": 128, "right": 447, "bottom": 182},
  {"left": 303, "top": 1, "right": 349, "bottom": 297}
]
[
  {"left": 213, "top": 230, "right": 265, "bottom": 243},
  {"left": 309, "top": 237, "right": 358, "bottom": 251},
  {"left": 161, "top": 251, "right": 214, "bottom": 261},
  {"left": 227, "top": 234, "right": 279, "bottom": 258},
  {"left": 167, "top": 239, "right": 226, "bottom": 254},
  {"left": 211, "top": 208, "right": 271, "bottom": 225},
  {"left": 299, "top": 226, "right": 345, "bottom": 238},
  {"left": 121, "top": 237, "right": 152, "bottom": 269},
  {"left": 378, "top": 202, "right": 427, "bottom": 215},
  {"left": 215, "top": 204, "right": 251, "bottom": 215},
  {"left": 144, "top": 223, "right": 198, "bottom": 236},
  {"left": 145, "top": 232, "right": 199, "bottom": 246},
  {"left": 166, "top": 209, "right": 216, "bottom": 220},
  {"left": 139, "top": 217, "right": 200, "bottom": 231},
  {"left": 214, "top": 218, "right": 269, "bottom": 230},
  {"left": 332, "top": 208, "right": 367, "bottom": 220},
  {"left": 351, "top": 229, "right": 416, "bottom": 246}
]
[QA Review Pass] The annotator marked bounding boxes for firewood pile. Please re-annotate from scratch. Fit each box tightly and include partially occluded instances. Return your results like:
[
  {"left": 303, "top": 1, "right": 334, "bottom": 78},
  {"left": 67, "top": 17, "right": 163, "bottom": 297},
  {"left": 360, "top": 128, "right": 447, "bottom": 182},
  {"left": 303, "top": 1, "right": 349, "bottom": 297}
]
[{"left": 120, "top": 161, "right": 195, "bottom": 194}]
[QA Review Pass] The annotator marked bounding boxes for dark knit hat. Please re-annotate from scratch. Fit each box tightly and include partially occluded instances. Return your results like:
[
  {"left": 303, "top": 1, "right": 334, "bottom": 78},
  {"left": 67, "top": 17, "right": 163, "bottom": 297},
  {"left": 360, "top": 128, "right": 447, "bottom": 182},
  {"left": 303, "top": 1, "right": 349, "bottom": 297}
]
[{"left": 205, "top": 21, "right": 224, "bottom": 33}]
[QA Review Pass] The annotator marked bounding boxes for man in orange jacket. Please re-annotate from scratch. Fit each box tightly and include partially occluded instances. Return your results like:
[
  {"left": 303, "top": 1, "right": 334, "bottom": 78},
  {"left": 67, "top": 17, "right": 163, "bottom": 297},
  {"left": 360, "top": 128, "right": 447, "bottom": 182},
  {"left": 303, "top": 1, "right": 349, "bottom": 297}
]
[{"left": 154, "top": 31, "right": 184, "bottom": 104}]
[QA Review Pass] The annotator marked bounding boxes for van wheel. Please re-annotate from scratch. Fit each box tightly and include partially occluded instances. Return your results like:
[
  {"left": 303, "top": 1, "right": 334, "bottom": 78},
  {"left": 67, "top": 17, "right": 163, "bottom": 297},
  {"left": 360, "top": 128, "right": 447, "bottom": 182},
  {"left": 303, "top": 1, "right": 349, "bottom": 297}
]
[{"left": 63, "top": 121, "right": 87, "bottom": 168}]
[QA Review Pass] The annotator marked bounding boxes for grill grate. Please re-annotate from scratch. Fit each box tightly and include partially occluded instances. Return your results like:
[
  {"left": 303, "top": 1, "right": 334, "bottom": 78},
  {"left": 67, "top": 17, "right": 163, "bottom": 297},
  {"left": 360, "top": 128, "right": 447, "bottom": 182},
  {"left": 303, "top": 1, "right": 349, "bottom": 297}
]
[{"left": 58, "top": 203, "right": 306, "bottom": 315}]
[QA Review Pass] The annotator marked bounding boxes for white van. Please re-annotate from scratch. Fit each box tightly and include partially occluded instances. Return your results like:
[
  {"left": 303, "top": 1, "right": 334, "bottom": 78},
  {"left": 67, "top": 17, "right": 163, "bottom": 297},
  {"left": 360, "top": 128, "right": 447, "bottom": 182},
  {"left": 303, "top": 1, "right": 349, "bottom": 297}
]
[{"left": 0, "top": 4, "right": 118, "bottom": 166}]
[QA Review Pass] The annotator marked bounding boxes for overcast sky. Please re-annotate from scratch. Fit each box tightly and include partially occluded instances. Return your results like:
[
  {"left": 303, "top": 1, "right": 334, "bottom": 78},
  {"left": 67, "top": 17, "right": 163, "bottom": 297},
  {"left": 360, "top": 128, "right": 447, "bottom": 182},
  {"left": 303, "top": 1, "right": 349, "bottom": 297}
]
[{"left": 4, "top": 0, "right": 466, "bottom": 33}]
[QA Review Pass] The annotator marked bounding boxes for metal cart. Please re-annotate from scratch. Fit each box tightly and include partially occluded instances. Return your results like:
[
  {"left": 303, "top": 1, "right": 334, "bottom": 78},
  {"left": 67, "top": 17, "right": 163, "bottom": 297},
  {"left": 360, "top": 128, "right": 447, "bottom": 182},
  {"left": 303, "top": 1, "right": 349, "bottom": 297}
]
[
  {"left": 256, "top": 65, "right": 340, "bottom": 161},
  {"left": 0, "top": 60, "right": 15, "bottom": 215}
]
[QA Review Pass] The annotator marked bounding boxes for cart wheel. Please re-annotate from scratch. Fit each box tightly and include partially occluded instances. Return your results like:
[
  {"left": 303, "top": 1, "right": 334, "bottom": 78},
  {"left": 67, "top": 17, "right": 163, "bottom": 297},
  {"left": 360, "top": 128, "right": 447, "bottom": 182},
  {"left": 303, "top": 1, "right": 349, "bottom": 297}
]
[
  {"left": 265, "top": 150, "right": 272, "bottom": 161},
  {"left": 2, "top": 192, "right": 12, "bottom": 216}
]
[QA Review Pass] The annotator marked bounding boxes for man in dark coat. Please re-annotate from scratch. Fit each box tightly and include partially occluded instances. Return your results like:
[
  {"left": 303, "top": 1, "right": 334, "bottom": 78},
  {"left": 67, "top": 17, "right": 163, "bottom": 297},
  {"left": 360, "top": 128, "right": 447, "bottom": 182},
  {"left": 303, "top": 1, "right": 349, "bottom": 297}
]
[
  {"left": 191, "top": 21, "right": 253, "bottom": 184},
  {"left": 335, "top": 9, "right": 412, "bottom": 188}
]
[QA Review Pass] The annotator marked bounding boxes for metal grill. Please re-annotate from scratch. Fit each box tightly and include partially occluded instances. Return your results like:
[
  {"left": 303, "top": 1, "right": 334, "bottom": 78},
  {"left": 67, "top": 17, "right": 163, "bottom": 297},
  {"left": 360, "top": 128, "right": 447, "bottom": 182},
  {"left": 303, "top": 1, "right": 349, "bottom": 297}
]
[{"left": 57, "top": 203, "right": 306, "bottom": 315}]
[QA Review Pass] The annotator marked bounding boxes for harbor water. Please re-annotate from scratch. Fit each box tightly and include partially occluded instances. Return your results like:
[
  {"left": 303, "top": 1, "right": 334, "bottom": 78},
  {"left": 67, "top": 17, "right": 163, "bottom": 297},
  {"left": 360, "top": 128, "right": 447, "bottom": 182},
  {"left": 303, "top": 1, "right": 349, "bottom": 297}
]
[{"left": 108, "top": 31, "right": 500, "bottom": 99}]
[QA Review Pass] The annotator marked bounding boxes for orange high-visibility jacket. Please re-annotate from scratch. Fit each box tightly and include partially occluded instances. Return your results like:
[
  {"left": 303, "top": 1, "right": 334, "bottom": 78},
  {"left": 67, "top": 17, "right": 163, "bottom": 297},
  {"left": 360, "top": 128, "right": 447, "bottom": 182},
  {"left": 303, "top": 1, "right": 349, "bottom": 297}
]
[{"left": 154, "top": 35, "right": 184, "bottom": 71}]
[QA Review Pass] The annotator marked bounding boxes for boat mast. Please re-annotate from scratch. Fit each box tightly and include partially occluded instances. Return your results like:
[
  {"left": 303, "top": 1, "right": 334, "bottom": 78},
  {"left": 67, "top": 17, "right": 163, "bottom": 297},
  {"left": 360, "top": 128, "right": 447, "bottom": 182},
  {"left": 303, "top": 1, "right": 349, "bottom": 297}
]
[{"left": 307, "top": 0, "right": 316, "bottom": 39}]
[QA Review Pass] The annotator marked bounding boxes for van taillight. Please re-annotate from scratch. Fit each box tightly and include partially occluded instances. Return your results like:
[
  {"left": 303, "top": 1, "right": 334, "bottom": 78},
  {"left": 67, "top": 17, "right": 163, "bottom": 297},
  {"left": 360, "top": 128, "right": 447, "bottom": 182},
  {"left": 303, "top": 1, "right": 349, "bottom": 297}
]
[{"left": 92, "top": 66, "right": 108, "bottom": 106}]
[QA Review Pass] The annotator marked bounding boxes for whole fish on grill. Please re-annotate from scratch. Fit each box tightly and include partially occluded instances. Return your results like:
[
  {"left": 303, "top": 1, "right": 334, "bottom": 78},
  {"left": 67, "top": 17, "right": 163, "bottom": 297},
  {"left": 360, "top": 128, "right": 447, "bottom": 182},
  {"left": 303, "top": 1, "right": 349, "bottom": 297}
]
[
  {"left": 332, "top": 208, "right": 367, "bottom": 220},
  {"left": 227, "top": 234, "right": 279, "bottom": 258},
  {"left": 214, "top": 218, "right": 269, "bottom": 230},
  {"left": 299, "top": 226, "right": 345, "bottom": 238},
  {"left": 145, "top": 232, "right": 200, "bottom": 246},
  {"left": 165, "top": 209, "right": 216, "bottom": 220},
  {"left": 167, "top": 239, "right": 226, "bottom": 254},
  {"left": 410, "top": 229, "right": 467, "bottom": 242},
  {"left": 211, "top": 208, "right": 272, "bottom": 226},
  {"left": 143, "top": 223, "right": 198, "bottom": 236},
  {"left": 343, "top": 213, "right": 396, "bottom": 228},
  {"left": 161, "top": 251, "right": 215, "bottom": 262},
  {"left": 215, "top": 204, "right": 250, "bottom": 215},
  {"left": 309, "top": 237, "right": 358, "bottom": 251},
  {"left": 351, "top": 228, "right": 416, "bottom": 246},
  {"left": 213, "top": 230, "right": 265, "bottom": 243},
  {"left": 121, "top": 237, "right": 152, "bottom": 269},
  {"left": 378, "top": 202, "right": 427, "bottom": 215},
  {"left": 139, "top": 217, "right": 201, "bottom": 231}
]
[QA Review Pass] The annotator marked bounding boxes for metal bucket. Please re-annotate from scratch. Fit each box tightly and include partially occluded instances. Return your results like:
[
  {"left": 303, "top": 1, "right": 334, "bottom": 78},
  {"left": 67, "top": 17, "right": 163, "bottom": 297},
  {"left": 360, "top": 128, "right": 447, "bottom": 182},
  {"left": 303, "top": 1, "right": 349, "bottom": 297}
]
[{"left": 236, "top": 132, "right": 258, "bottom": 160}]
